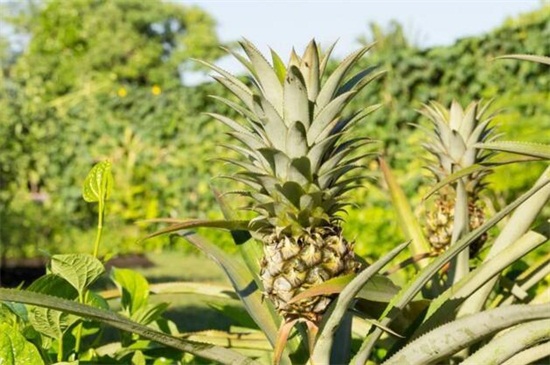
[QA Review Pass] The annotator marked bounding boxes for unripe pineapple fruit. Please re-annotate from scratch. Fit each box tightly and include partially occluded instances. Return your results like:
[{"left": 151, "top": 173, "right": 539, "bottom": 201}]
[
  {"left": 201, "top": 40, "right": 382, "bottom": 323},
  {"left": 421, "top": 100, "right": 497, "bottom": 256}
]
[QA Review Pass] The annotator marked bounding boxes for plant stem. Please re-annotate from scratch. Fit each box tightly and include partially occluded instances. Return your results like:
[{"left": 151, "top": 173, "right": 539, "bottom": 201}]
[
  {"left": 93, "top": 201, "right": 104, "bottom": 259},
  {"left": 75, "top": 201, "right": 104, "bottom": 357},
  {"left": 57, "top": 335, "right": 64, "bottom": 362}
]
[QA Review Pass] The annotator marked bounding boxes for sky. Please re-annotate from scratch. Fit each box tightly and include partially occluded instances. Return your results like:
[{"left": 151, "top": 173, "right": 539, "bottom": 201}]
[{"left": 182, "top": 0, "right": 544, "bottom": 81}]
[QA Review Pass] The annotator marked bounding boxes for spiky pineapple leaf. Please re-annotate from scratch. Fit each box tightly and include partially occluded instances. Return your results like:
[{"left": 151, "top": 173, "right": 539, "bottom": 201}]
[
  {"left": 178, "top": 233, "right": 280, "bottom": 348},
  {"left": 0, "top": 289, "right": 257, "bottom": 365},
  {"left": 283, "top": 66, "right": 310, "bottom": 129},
  {"left": 353, "top": 176, "right": 550, "bottom": 364},
  {"left": 270, "top": 48, "right": 287, "bottom": 83},
  {"left": 383, "top": 304, "right": 550, "bottom": 365},
  {"left": 380, "top": 158, "right": 431, "bottom": 263},
  {"left": 474, "top": 141, "right": 550, "bottom": 159},
  {"left": 240, "top": 39, "right": 283, "bottom": 114},
  {"left": 417, "top": 227, "right": 548, "bottom": 337},
  {"left": 300, "top": 40, "right": 320, "bottom": 100},
  {"left": 423, "top": 156, "right": 541, "bottom": 199},
  {"left": 496, "top": 54, "right": 550, "bottom": 65},
  {"left": 142, "top": 219, "right": 250, "bottom": 241},
  {"left": 462, "top": 319, "right": 550, "bottom": 365},
  {"left": 308, "top": 91, "right": 356, "bottom": 145},
  {"left": 315, "top": 44, "right": 373, "bottom": 112},
  {"left": 288, "top": 273, "right": 400, "bottom": 304},
  {"left": 311, "top": 242, "right": 409, "bottom": 364},
  {"left": 501, "top": 342, "right": 550, "bottom": 365}
]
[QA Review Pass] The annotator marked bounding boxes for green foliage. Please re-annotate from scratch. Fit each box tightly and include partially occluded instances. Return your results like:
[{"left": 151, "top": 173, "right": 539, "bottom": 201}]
[
  {"left": 0, "top": 0, "right": 548, "bottom": 264},
  {"left": 0, "top": 323, "right": 44, "bottom": 365}
]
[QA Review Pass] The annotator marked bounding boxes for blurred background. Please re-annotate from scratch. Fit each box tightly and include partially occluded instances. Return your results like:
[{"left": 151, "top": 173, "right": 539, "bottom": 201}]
[{"left": 0, "top": 1, "right": 548, "bottom": 284}]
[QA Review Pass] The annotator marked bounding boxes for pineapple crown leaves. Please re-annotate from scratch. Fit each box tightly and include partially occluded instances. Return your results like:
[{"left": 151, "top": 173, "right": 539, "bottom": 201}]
[
  {"left": 420, "top": 99, "right": 499, "bottom": 192},
  {"left": 202, "top": 39, "right": 382, "bottom": 231}
]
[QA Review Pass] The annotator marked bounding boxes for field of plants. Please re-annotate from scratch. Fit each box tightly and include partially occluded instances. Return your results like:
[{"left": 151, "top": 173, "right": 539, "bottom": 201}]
[{"left": 0, "top": 1, "right": 549, "bottom": 364}]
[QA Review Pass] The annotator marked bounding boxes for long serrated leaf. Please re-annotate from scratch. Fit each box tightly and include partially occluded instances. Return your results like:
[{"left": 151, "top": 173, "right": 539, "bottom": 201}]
[
  {"left": 316, "top": 44, "right": 373, "bottom": 112},
  {"left": 353, "top": 176, "right": 550, "bottom": 364},
  {"left": 289, "top": 273, "right": 399, "bottom": 304},
  {"left": 0, "top": 289, "right": 257, "bottom": 365},
  {"left": 178, "top": 233, "right": 280, "bottom": 347},
  {"left": 461, "top": 319, "right": 550, "bottom": 365},
  {"left": 380, "top": 158, "right": 431, "bottom": 264},
  {"left": 142, "top": 219, "right": 250, "bottom": 241},
  {"left": 284, "top": 66, "right": 310, "bottom": 128},
  {"left": 417, "top": 227, "right": 548, "bottom": 336},
  {"left": 423, "top": 156, "right": 540, "bottom": 199},
  {"left": 496, "top": 54, "right": 550, "bottom": 65},
  {"left": 311, "top": 242, "right": 409, "bottom": 364},
  {"left": 300, "top": 40, "right": 320, "bottom": 100},
  {"left": 501, "top": 342, "right": 550, "bottom": 365},
  {"left": 382, "top": 304, "right": 550, "bottom": 365},
  {"left": 308, "top": 91, "right": 356, "bottom": 145},
  {"left": 458, "top": 166, "right": 550, "bottom": 318},
  {"left": 240, "top": 40, "right": 283, "bottom": 114},
  {"left": 475, "top": 141, "right": 550, "bottom": 159}
]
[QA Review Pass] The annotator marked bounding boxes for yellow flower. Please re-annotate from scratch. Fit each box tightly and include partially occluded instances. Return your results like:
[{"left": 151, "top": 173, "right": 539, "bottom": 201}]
[
  {"left": 151, "top": 85, "right": 162, "bottom": 95},
  {"left": 117, "top": 87, "right": 127, "bottom": 98}
]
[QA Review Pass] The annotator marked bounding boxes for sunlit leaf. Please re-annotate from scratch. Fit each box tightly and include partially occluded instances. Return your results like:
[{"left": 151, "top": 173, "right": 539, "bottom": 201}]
[
  {"left": 0, "top": 323, "right": 44, "bottom": 365},
  {"left": 51, "top": 254, "right": 104, "bottom": 295},
  {"left": 82, "top": 160, "right": 113, "bottom": 203}
]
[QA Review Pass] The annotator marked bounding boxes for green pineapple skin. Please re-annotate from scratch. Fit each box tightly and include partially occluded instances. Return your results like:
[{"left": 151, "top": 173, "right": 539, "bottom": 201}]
[
  {"left": 260, "top": 225, "right": 358, "bottom": 321},
  {"left": 205, "top": 40, "right": 381, "bottom": 322}
]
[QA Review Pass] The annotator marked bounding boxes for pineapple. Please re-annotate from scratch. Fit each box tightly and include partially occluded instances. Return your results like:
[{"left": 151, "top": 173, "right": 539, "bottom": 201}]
[
  {"left": 421, "top": 100, "right": 497, "bottom": 256},
  {"left": 201, "top": 40, "right": 382, "bottom": 323}
]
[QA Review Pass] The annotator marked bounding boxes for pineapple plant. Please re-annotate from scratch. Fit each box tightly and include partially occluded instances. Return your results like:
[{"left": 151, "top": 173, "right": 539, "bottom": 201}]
[
  {"left": 198, "top": 39, "right": 383, "bottom": 325},
  {"left": 421, "top": 100, "right": 497, "bottom": 256}
]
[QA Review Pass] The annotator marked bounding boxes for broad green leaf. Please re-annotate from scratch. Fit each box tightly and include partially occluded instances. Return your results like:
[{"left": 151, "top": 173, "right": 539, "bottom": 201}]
[
  {"left": 461, "top": 319, "right": 550, "bottom": 365},
  {"left": 475, "top": 141, "right": 550, "bottom": 159},
  {"left": 142, "top": 218, "right": 250, "bottom": 241},
  {"left": 27, "top": 274, "right": 79, "bottom": 340},
  {"left": 0, "top": 323, "right": 44, "bottom": 365},
  {"left": 82, "top": 160, "right": 113, "bottom": 203},
  {"left": 0, "top": 289, "right": 258, "bottom": 365},
  {"left": 496, "top": 54, "right": 550, "bottom": 65},
  {"left": 383, "top": 304, "right": 550, "bottom": 365},
  {"left": 132, "top": 302, "right": 169, "bottom": 325},
  {"left": 51, "top": 254, "right": 104, "bottom": 295},
  {"left": 27, "top": 274, "right": 78, "bottom": 299},
  {"left": 353, "top": 176, "right": 550, "bottom": 364},
  {"left": 311, "top": 242, "right": 409, "bottom": 364},
  {"left": 29, "top": 303, "right": 79, "bottom": 340},
  {"left": 110, "top": 268, "right": 149, "bottom": 315},
  {"left": 380, "top": 158, "right": 431, "bottom": 264}
]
